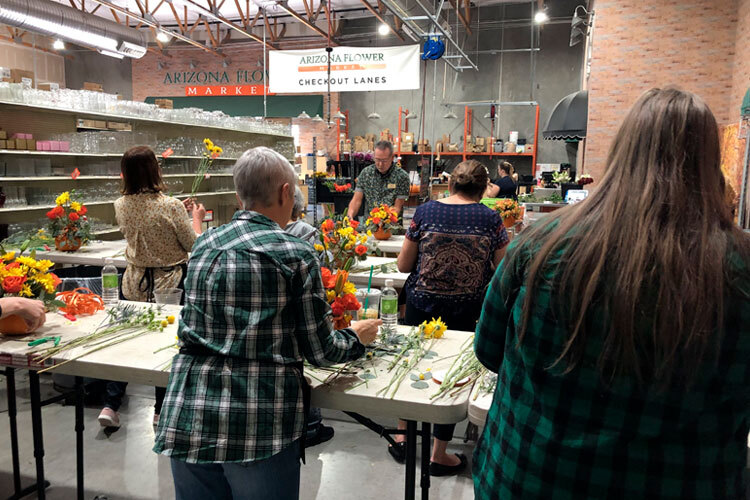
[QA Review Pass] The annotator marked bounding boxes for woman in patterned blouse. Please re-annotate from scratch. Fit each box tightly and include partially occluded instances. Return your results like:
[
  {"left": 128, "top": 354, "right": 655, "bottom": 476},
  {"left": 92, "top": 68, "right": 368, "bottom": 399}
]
[
  {"left": 97, "top": 146, "right": 205, "bottom": 429},
  {"left": 389, "top": 160, "right": 509, "bottom": 476},
  {"left": 473, "top": 88, "right": 750, "bottom": 498}
]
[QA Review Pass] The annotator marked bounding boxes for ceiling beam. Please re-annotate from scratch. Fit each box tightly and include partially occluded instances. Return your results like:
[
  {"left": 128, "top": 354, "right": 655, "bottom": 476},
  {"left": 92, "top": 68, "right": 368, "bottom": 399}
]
[
  {"left": 448, "top": 0, "right": 471, "bottom": 34},
  {"left": 87, "top": 0, "right": 227, "bottom": 57},
  {"left": 276, "top": 1, "right": 334, "bottom": 44},
  {"left": 360, "top": 0, "right": 404, "bottom": 41},
  {"left": 177, "top": 0, "right": 274, "bottom": 49}
]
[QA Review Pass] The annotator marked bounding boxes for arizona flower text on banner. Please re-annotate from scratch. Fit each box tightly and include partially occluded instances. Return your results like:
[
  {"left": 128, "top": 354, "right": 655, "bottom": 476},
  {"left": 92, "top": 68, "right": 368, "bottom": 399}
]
[{"left": 268, "top": 45, "right": 420, "bottom": 93}]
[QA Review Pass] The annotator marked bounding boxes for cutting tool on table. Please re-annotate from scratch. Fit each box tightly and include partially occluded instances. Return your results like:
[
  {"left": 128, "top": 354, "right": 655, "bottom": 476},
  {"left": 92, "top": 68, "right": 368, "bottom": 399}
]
[{"left": 28, "top": 336, "right": 61, "bottom": 347}]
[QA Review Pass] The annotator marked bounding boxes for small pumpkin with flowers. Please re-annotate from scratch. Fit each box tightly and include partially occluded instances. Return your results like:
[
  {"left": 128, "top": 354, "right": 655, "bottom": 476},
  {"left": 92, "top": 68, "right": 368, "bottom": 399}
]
[
  {"left": 493, "top": 199, "right": 522, "bottom": 228},
  {"left": 46, "top": 191, "right": 92, "bottom": 252},
  {"left": 365, "top": 204, "right": 400, "bottom": 240}
]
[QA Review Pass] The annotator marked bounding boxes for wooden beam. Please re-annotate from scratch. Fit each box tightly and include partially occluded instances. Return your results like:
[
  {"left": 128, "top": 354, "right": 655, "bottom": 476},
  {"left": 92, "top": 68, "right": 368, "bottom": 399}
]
[
  {"left": 263, "top": 12, "right": 277, "bottom": 42},
  {"left": 312, "top": 0, "right": 325, "bottom": 23},
  {"left": 90, "top": 3, "right": 101, "bottom": 14},
  {"left": 448, "top": 0, "right": 472, "bottom": 34},
  {"left": 301, "top": 0, "right": 314, "bottom": 19},
  {"left": 167, "top": 2, "right": 186, "bottom": 32},
  {"left": 277, "top": 2, "right": 333, "bottom": 43},
  {"left": 248, "top": 8, "right": 262, "bottom": 29},
  {"left": 134, "top": 0, "right": 147, "bottom": 16},
  {"left": 360, "top": 0, "right": 404, "bottom": 41},
  {"left": 233, "top": 0, "right": 248, "bottom": 28}
]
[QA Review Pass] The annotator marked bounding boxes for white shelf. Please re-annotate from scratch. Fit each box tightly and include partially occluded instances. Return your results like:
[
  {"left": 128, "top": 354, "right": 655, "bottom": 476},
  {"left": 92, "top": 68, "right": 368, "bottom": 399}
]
[
  {"left": 0, "top": 173, "right": 234, "bottom": 181},
  {"left": 0, "top": 149, "right": 239, "bottom": 161},
  {"left": 0, "top": 100, "right": 292, "bottom": 138},
  {"left": 0, "top": 190, "right": 236, "bottom": 213},
  {"left": 93, "top": 228, "right": 121, "bottom": 237}
]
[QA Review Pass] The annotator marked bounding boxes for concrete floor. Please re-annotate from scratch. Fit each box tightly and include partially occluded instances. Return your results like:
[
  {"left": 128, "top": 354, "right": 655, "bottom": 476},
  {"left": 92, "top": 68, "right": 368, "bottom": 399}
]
[{"left": 0, "top": 372, "right": 476, "bottom": 499}]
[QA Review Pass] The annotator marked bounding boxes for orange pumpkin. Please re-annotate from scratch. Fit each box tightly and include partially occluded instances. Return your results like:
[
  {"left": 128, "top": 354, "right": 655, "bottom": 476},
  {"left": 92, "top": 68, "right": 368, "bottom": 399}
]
[{"left": 0, "top": 314, "right": 31, "bottom": 335}]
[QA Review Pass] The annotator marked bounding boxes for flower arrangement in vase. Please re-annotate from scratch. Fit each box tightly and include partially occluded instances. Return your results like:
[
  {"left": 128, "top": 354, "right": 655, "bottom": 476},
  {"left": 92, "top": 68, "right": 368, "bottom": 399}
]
[
  {"left": 323, "top": 180, "right": 353, "bottom": 193},
  {"left": 46, "top": 191, "right": 92, "bottom": 252},
  {"left": 577, "top": 174, "right": 594, "bottom": 186},
  {"left": 551, "top": 170, "right": 572, "bottom": 187},
  {"left": 316, "top": 216, "right": 371, "bottom": 271},
  {"left": 365, "top": 204, "right": 399, "bottom": 240},
  {"left": 191, "top": 138, "right": 223, "bottom": 197},
  {"left": 320, "top": 266, "right": 361, "bottom": 329},
  {"left": 493, "top": 199, "right": 522, "bottom": 228},
  {"left": 0, "top": 250, "right": 63, "bottom": 334}
]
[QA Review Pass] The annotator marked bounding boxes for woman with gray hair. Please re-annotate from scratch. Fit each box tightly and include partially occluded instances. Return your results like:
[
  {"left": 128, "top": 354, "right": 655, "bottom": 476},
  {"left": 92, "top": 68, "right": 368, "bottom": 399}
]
[{"left": 285, "top": 186, "right": 318, "bottom": 245}]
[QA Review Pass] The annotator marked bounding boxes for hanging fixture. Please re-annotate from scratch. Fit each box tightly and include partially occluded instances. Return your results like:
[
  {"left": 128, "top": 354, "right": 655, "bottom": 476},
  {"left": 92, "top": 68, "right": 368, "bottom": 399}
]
[
  {"left": 333, "top": 110, "right": 347, "bottom": 120},
  {"left": 405, "top": 111, "right": 418, "bottom": 119},
  {"left": 483, "top": 112, "right": 491, "bottom": 119},
  {"left": 443, "top": 110, "right": 457, "bottom": 119},
  {"left": 297, "top": 111, "right": 310, "bottom": 119},
  {"left": 570, "top": 5, "right": 592, "bottom": 47},
  {"left": 156, "top": 31, "right": 170, "bottom": 43},
  {"left": 312, "top": 114, "right": 324, "bottom": 122},
  {"left": 368, "top": 112, "right": 381, "bottom": 120},
  {"left": 53, "top": 39, "right": 65, "bottom": 50}
]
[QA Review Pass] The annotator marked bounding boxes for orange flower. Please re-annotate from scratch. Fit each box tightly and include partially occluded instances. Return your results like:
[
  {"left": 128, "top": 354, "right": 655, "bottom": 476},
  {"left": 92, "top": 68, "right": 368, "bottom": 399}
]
[
  {"left": 340, "top": 293, "right": 361, "bottom": 311},
  {"left": 78, "top": 206, "right": 87, "bottom": 215},
  {"left": 321, "top": 219, "right": 335, "bottom": 232},
  {"left": 68, "top": 212, "right": 80, "bottom": 222},
  {"left": 390, "top": 215, "right": 398, "bottom": 223},
  {"left": 350, "top": 220, "right": 360, "bottom": 229},
  {"left": 46, "top": 206, "right": 64, "bottom": 219},
  {"left": 2, "top": 275, "right": 26, "bottom": 294},
  {"left": 354, "top": 244, "right": 367, "bottom": 256},
  {"left": 331, "top": 300, "right": 345, "bottom": 317},
  {"left": 372, "top": 217, "right": 381, "bottom": 225},
  {"left": 49, "top": 273, "right": 62, "bottom": 288},
  {"left": 321, "top": 267, "right": 336, "bottom": 289}
]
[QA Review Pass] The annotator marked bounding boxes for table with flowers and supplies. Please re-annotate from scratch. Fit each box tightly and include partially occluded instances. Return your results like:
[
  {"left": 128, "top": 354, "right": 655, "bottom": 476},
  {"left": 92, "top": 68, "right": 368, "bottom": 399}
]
[
  {"left": 33, "top": 240, "right": 128, "bottom": 268},
  {"left": 348, "top": 256, "right": 409, "bottom": 288},
  {"left": 0, "top": 303, "right": 476, "bottom": 500},
  {"left": 373, "top": 234, "right": 406, "bottom": 256}
]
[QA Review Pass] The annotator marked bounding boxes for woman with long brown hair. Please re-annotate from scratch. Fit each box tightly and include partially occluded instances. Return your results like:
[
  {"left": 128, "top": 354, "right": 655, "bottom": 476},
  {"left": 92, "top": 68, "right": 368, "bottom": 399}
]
[{"left": 473, "top": 88, "right": 750, "bottom": 498}]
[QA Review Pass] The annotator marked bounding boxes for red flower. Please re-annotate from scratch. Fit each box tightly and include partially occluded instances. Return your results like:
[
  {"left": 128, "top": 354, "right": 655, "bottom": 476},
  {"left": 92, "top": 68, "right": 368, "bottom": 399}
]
[
  {"left": 390, "top": 215, "right": 398, "bottom": 223},
  {"left": 372, "top": 217, "right": 381, "bottom": 225},
  {"left": 2, "top": 275, "right": 27, "bottom": 294},
  {"left": 46, "top": 206, "right": 64, "bottom": 219},
  {"left": 78, "top": 206, "right": 87, "bottom": 215},
  {"left": 321, "top": 219, "right": 334, "bottom": 232},
  {"left": 349, "top": 220, "right": 359, "bottom": 229},
  {"left": 354, "top": 244, "right": 368, "bottom": 256},
  {"left": 6, "top": 262, "right": 20, "bottom": 269},
  {"left": 68, "top": 212, "right": 80, "bottom": 222},
  {"left": 49, "top": 273, "right": 62, "bottom": 288},
  {"left": 321, "top": 268, "right": 336, "bottom": 289},
  {"left": 340, "top": 293, "right": 361, "bottom": 311},
  {"left": 331, "top": 300, "right": 345, "bottom": 317}
]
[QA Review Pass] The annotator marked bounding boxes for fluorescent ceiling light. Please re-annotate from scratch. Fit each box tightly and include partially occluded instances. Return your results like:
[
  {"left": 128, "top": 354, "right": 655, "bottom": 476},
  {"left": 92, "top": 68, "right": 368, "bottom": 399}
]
[
  {"left": 378, "top": 23, "right": 390, "bottom": 36},
  {"left": 534, "top": 11, "right": 549, "bottom": 24},
  {"left": 98, "top": 49, "right": 125, "bottom": 59},
  {"left": 156, "top": 31, "right": 170, "bottom": 43},
  {"left": 53, "top": 39, "right": 65, "bottom": 50}
]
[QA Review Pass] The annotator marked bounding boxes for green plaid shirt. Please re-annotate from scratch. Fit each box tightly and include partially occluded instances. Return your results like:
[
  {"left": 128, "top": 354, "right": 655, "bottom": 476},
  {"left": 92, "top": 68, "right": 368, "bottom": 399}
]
[
  {"left": 355, "top": 164, "right": 411, "bottom": 215},
  {"left": 153, "top": 211, "right": 364, "bottom": 464},
  {"left": 474, "top": 237, "right": 750, "bottom": 499}
]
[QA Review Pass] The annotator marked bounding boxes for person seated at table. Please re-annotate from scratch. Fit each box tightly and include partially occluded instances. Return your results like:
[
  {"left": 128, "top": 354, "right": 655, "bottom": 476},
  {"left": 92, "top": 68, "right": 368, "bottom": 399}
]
[
  {"left": 473, "top": 88, "right": 750, "bottom": 499},
  {"left": 390, "top": 159, "right": 510, "bottom": 476},
  {"left": 0, "top": 297, "right": 46, "bottom": 333},
  {"left": 98, "top": 146, "right": 205, "bottom": 429},
  {"left": 484, "top": 161, "right": 517, "bottom": 199},
  {"left": 286, "top": 186, "right": 318, "bottom": 245},
  {"left": 153, "top": 147, "right": 380, "bottom": 499}
]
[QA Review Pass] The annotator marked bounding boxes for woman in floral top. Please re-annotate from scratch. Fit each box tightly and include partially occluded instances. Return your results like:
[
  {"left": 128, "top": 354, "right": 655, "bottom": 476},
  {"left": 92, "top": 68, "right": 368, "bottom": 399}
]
[
  {"left": 97, "top": 146, "right": 205, "bottom": 429},
  {"left": 389, "top": 160, "right": 509, "bottom": 476}
]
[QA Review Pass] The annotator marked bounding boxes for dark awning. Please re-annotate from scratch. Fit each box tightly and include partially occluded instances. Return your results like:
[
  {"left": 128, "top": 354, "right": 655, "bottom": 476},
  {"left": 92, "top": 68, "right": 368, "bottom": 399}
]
[{"left": 543, "top": 90, "right": 588, "bottom": 141}]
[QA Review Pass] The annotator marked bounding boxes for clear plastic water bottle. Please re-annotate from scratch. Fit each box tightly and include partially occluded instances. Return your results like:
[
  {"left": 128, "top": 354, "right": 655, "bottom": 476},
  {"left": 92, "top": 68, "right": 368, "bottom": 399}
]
[
  {"left": 101, "top": 258, "right": 119, "bottom": 306},
  {"left": 380, "top": 279, "right": 398, "bottom": 330}
]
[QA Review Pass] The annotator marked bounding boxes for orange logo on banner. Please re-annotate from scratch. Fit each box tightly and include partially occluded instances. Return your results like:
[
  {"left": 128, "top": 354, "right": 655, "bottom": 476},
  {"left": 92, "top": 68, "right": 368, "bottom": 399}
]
[{"left": 184, "top": 85, "right": 272, "bottom": 96}]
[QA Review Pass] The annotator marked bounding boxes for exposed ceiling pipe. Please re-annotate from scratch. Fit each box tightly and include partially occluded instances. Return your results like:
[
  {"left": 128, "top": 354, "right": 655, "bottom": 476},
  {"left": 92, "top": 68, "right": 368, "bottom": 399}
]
[
  {"left": 0, "top": 0, "right": 147, "bottom": 57},
  {"left": 411, "top": 0, "right": 477, "bottom": 71}
]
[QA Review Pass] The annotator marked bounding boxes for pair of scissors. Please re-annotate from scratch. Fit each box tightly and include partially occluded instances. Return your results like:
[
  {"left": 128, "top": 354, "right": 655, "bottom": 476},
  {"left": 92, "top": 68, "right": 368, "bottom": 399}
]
[{"left": 28, "top": 336, "right": 61, "bottom": 347}]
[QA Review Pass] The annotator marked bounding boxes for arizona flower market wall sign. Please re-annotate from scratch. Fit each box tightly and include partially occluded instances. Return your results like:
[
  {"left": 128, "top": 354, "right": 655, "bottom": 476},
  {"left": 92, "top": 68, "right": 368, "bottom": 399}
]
[
  {"left": 268, "top": 45, "right": 420, "bottom": 93},
  {"left": 161, "top": 68, "right": 271, "bottom": 96}
]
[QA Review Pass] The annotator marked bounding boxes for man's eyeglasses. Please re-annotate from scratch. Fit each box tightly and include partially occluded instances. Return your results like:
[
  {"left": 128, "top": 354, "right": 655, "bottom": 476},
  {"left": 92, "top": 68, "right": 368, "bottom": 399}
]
[{"left": 374, "top": 159, "right": 391, "bottom": 165}]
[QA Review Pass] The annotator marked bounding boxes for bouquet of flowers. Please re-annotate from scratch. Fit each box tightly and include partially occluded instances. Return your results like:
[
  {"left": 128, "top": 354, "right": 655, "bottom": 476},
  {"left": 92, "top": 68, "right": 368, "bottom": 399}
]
[
  {"left": 577, "top": 174, "right": 594, "bottom": 186},
  {"left": 191, "top": 138, "right": 223, "bottom": 197},
  {"left": 321, "top": 266, "right": 361, "bottom": 329},
  {"left": 493, "top": 198, "right": 521, "bottom": 222},
  {"left": 315, "top": 217, "right": 370, "bottom": 271},
  {"left": 0, "top": 250, "right": 63, "bottom": 333},
  {"left": 552, "top": 170, "right": 572, "bottom": 186},
  {"left": 46, "top": 190, "right": 92, "bottom": 252},
  {"left": 324, "top": 179, "right": 353, "bottom": 193},
  {"left": 364, "top": 204, "right": 399, "bottom": 239}
]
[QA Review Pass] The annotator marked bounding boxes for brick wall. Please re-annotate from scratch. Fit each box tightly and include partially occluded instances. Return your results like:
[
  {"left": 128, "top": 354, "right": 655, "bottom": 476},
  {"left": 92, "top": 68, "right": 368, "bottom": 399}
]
[
  {"left": 585, "top": 0, "right": 740, "bottom": 180},
  {"left": 132, "top": 47, "right": 341, "bottom": 156},
  {"left": 730, "top": 0, "right": 750, "bottom": 118}
]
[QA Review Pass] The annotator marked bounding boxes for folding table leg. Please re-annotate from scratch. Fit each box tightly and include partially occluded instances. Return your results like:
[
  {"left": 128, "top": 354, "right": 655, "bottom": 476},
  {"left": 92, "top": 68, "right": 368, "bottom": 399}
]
[
  {"left": 6, "top": 368, "right": 21, "bottom": 494},
  {"left": 420, "top": 422, "right": 431, "bottom": 500},
  {"left": 75, "top": 376, "right": 85, "bottom": 500},
  {"left": 29, "top": 370, "right": 47, "bottom": 500},
  {"left": 404, "top": 420, "right": 417, "bottom": 500}
]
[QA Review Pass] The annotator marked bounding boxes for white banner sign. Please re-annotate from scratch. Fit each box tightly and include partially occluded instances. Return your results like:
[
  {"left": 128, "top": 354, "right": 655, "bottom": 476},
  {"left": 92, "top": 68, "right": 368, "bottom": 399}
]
[{"left": 268, "top": 45, "right": 420, "bottom": 93}]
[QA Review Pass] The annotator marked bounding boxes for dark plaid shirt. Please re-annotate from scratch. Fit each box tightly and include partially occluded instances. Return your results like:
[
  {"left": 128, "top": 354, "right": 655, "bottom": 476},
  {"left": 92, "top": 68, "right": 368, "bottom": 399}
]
[
  {"left": 473, "top": 237, "right": 750, "bottom": 499},
  {"left": 154, "top": 211, "right": 364, "bottom": 463}
]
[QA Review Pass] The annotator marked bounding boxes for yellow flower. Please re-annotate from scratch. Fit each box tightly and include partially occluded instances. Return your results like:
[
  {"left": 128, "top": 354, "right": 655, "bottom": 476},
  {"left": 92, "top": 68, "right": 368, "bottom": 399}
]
[
  {"left": 19, "top": 284, "right": 33, "bottom": 297},
  {"left": 203, "top": 138, "right": 214, "bottom": 150},
  {"left": 342, "top": 281, "right": 356, "bottom": 295},
  {"left": 167, "top": 315, "right": 176, "bottom": 324},
  {"left": 345, "top": 242, "right": 354, "bottom": 250},
  {"left": 314, "top": 244, "right": 324, "bottom": 252},
  {"left": 2, "top": 251, "right": 15, "bottom": 262},
  {"left": 34, "top": 275, "right": 57, "bottom": 294},
  {"left": 70, "top": 201, "right": 82, "bottom": 212},
  {"left": 422, "top": 321, "right": 435, "bottom": 338},
  {"left": 326, "top": 290, "right": 336, "bottom": 302},
  {"left": 419, "top": 373, "right": 425, "bottom": 380},
  {"left": 212, "top": 146, "right": 223, "bottom": 155},
  {"left": 34, "top": 260, "right": 53, "bottom": 273},
  {"left": 429, "top": 317, "right": 447, "bottom": 339},
  {"left": 359, "top": 235, "right": 368, "bottom": 244},
  {"left": 16, "top": 256, "right": 37, "bottom": 269},
  {"left": 366, "top": 230, "right": 373, "bottom": 237},
  {"left": 55, "top": 191, "right": 70, "bottom": 206}
]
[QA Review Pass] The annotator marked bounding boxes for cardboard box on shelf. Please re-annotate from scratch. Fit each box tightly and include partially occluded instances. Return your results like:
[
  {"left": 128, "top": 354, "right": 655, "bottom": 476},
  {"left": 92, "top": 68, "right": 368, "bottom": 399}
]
[
  {"left": 448, "top": 143, "right": 459, "bottom": 152},
  {"left": 486, "top": 137, "right": 493, "bottom": 153},
  {"left": 430, "top": 183, "right": 450, "bottom": 200},
  {"left": 525, "top": 144, "right": 534, "bottom": 153},
  {"left": 6, "top": 139, "right": 15, "bottom": 149},
  {"left": 402, "top": 142, "right": 414, "bottom": 152},
  {"left": 94, "top": 120, "right": 107, "bottom": 129},
  {"left": 0, "top": 140, "right": 6, "bottom": 149},
  {"left": 28, "top": 140, "right": 36, "bottom": 151},
  {"left": 107, "top": 121, "right": 132, "bottom": 131},
  {"left": 83, "top": 82, "right": 103, "bottom": 92},
  {"left": 10, "top": 69, "right": 34, "bottom": 88},
  {"left": 0, "top": 131, "right": 6, "bottom": 140},
  {"left": 401, "top": 131, "right": 415, "bottom": 143},
  {"left": 37, "top": 82, "right": 60, "bottom": 91},
  {"left": 155, "top": 99, "right": 173, "bottom": 109},
  {"left": 15, "top": 138, "right": 27, "bottom": 149}
]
